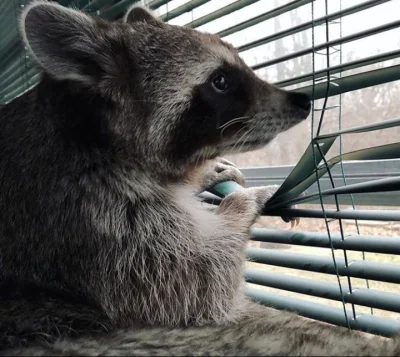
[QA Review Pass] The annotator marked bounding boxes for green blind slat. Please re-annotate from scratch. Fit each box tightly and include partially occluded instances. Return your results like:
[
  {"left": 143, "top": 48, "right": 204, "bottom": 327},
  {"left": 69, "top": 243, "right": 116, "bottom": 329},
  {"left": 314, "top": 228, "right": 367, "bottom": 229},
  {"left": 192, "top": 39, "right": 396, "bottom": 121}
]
[
  {"left": 246, "top": 19, "right": 400, "bottom": 62},
  {"left": 159, "top": 0, "right": 211, "bottom": 22},
  {"left": 82, "top": 0, "right": 114, "bottom": 12},
  {"left": 186, "top": 0, "right": 260, "bottom": 29},
  {"left": 0, "top": 64, "right": 35, "bottom": 94},
  {"left": 217, "top": 0, "right": 314, "bottom": 38},
  {"left": 246, "top": 247, "right": 400, "bottom": 284},
  {"left": 251, "top": 228, "right": 400, "bottom": 255},
  {"left": 275, "top": 49, "right": 400, "bottom": 88},
  {"left": 58, "top": 0, "right": 75, "bottom": 5},
  {"left": 247, "top": 287, "right": 400, "bottom": 338},
  {"left": 246, "top": 268, "right": 400, "bottom": 313},
  {"left": 0, "top": 67, "right": 37, "bottom": 99},
  {"left": 264, "top": 206, "right": 400, "bottom": 222},
  {"left": 0, "top": 56, "right": 32, "bottom": 84},
  {"left": 0, "top": 1, "right": 11, "bottom": 14},
  {"left": 236, "top": 0, "right": 390, "bottom": 54},
  {"left": 146, "top": 0, "right": 171, "bottom": 10},
  {"left": 0, "top": 41, "right": 21, "bottom": 70},
  {"left": 101, "top": 0, "right": 139, "bottom": 19},
  {"left": 0, "top": 6, "right": 17, "bottom": 32},
  {"left": 73, "top": 0, "right": 95, "bottom": 8},
  {"left": 295, "top": 64, "right": 400, "bottom": 100},
  {"left": 1, "top": 71, "right": 39, "bottom": 102}
]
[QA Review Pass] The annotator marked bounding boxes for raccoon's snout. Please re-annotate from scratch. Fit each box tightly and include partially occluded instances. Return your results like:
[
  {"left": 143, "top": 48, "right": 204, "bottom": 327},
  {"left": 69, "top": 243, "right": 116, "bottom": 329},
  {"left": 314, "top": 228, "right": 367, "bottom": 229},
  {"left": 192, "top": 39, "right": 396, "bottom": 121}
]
[{"left": 288, "top": 91, "right": 311, "bottom": 117}]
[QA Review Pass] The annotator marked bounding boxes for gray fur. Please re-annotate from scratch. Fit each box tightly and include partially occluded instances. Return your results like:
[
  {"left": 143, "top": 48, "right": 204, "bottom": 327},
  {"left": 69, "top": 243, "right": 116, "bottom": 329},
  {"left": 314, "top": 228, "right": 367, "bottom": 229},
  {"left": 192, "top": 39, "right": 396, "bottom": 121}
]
[
  {"left": 3, "top": 305, "right": 400, "bottom": 356},
  {"left": 1, "top": 1, "right": 398, "bottom": 355}
]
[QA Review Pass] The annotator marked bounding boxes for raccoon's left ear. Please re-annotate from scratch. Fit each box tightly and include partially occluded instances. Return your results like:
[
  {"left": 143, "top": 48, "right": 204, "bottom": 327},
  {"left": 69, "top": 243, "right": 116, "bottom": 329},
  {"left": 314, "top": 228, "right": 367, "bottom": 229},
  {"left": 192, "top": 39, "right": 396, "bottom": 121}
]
[
  {"left": 123, "top": 4, "right": 164, "bottom": 28},
  {"left": 20, "top": 1, "right": 119, "bottom": 88}
]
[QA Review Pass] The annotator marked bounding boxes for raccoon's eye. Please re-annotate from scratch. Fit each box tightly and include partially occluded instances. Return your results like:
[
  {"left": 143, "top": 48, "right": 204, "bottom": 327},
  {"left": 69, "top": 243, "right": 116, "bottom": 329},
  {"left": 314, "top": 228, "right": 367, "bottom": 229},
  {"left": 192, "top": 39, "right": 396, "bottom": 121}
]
[{"left": 212, "top": 74, "right": 228, "bottom": 92}]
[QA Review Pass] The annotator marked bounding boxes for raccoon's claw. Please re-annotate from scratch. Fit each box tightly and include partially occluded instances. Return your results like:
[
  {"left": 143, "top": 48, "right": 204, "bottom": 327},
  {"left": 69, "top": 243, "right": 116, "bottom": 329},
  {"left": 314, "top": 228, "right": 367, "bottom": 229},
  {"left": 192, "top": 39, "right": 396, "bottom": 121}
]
[
  {"left": 281, "top": 213, "right": 300, "bottom": 227},
  {"left": 280, "top": 193, "right": 307, "bottom": 227},
  {"left": 201, "top": 157, "right": 246, "bottom": 192},
  {"left": 286, "top": 216, "right": 300, "bottom": 228}
]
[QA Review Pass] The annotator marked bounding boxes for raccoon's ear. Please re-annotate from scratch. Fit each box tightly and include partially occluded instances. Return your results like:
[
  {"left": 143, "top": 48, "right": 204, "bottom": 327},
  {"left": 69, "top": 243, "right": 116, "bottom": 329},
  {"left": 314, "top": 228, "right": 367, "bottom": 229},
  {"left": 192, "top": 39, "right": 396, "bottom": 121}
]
[
  {"left": 123, "top": 4, "right": 164, "bottom": 28},
  {"left": 20, "top": 1, "right": 108, "bottom": 85}
]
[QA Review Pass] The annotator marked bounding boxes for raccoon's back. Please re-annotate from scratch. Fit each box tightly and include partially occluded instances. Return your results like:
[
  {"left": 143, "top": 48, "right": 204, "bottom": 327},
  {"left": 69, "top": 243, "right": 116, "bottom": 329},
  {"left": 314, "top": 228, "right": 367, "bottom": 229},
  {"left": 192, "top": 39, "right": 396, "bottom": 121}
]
[
  {"left": 0, "top": 280, "right": 112, "bottom": 352},
  {"left": 0, "top": 86, "right": 94, "bottom": 283},
  {"left": 0, "top": 87, "right": 58, "bottom": 181}
]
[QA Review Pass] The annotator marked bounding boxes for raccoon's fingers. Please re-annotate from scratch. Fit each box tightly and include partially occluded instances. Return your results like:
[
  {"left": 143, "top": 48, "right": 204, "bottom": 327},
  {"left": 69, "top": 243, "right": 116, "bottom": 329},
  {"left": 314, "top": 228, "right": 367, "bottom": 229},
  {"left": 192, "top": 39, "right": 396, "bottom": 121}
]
[
  {"left": 200, "top": 157, "right": 246, "bottom": 193},
  {"left": 214, "top": 157, "right": 237, "bottom": 168},
  {"left": 217, "top": 185, "right": 280, "bottom": 231}
]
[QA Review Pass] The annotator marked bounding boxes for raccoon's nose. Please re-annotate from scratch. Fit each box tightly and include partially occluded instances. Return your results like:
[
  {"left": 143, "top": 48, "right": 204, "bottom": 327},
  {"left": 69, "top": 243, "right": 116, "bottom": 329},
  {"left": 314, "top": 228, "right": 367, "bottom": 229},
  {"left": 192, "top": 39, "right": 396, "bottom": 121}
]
[{"left": 289, "top": 92, "right": 311, "bottom": 113}]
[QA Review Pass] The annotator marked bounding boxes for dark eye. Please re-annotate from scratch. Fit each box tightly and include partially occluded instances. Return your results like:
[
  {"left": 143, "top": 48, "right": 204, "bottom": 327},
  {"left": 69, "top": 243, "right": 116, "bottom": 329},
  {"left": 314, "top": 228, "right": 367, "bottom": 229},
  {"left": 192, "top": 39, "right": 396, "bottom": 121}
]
[{"left": 212, "top": 74, "right": 228, "bottom": 92}]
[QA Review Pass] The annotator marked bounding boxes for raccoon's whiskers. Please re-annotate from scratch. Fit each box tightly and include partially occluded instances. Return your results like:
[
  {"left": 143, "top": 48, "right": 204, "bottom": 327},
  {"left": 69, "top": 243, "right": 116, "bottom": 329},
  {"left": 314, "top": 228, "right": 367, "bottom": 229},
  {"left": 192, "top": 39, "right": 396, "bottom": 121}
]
[
  {"left": 218, "top": 117, "right": 248, "bottom": 138},
  {"left": 131, "top": 99, "right": 183, "bottom": 105},
  {"left": 131, "top": 99, "right": 161, "bottom": 103},
  {"left": 238, "top": 127, "right": 256, "bottom": 153},
  {"left": 194, "top": 147, "right": 206, "bottom": 171},
  {"left": 201, "top": 148, "right": 210, "bottom": 167},
  {"left": 231, "top": 127, "right": 252, "bottom": 153},
  {"left": 218, "top": 117, "right": 248, "bottom": 129},
  {"left": 194, "top": 147, "right": 208, "bottom": 172}
]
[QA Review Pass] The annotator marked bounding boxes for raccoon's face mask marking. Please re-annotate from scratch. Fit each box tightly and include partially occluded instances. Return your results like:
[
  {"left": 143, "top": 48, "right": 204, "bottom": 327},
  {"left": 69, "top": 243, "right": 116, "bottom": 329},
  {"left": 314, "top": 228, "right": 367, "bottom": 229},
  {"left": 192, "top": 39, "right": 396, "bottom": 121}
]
[
  {"left": 20, "top": 1, "right": 310, "bottom": 174},
  {"left": 121, "top": 6, "right": 311, "bottom": 164}
]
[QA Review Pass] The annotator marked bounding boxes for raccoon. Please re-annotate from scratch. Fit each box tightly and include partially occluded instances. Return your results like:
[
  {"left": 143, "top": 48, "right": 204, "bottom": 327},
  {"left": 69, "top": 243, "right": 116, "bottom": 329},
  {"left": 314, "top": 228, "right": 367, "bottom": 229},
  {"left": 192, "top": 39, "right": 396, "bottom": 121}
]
[{"left": 1, "top": 1, "right": 399, "bottom": 355}]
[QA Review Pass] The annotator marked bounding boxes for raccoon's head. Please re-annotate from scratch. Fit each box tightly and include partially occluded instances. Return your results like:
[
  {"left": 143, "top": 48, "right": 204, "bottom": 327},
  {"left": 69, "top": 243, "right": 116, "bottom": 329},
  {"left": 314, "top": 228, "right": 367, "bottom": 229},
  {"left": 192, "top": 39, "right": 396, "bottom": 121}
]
[{"left": 21, "top": 1, "right": 310, "bottom": 179}]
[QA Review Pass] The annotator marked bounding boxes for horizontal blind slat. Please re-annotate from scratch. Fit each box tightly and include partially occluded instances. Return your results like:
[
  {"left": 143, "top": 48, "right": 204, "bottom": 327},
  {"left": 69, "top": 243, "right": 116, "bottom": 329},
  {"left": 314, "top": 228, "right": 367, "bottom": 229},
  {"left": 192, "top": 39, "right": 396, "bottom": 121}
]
[
  {"left": 246, "top": 287, "right": 400, "bottom": 337},
  {"left": 264, "top": 206, "right": 400, "bottom": 221},
  {"left": 186, "top": 0, "right": 260, "bottom": 29},
  {"left": 251, "top": 228, "right": 400, "bottom": 255},
  {"left": 245, "top": 268, "right": 400, "bottom": 312},
  {"left": 217, "top": 0, "right": 313, "bottom": 38},
  {"left": 246, "top": 247, "right": 400, "bottom": 283},
  {"left": 159, "top": 0, "right": 211, "bottom": 22},
  {"left": 236, "top": 0, "right": 391, "bottom": 56},
  {"left": 248, "top": 20, "right": 400, "bottom": 66},
  {"left": 274, "top": 50, "right": 400, "bottom": 88}
]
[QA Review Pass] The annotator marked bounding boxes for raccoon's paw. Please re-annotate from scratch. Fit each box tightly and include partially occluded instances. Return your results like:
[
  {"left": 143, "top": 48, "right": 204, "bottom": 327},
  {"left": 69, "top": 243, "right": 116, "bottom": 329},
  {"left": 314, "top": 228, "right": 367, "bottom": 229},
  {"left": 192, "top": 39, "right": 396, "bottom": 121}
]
[
  {"left": 201, "top": 157, "right": 246, "bottom": 193},
  {"left": 217, "top": 184, "right": 301, "bottom": 228},
  {"left": 251, "top": 185, "right": 301, "bottom": 227},
  {"left": 250, "top": 185, "right": 280, "bottom": 208},
  {"left": 268, "top": 189, "right": 303, "bottom": 228}
]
